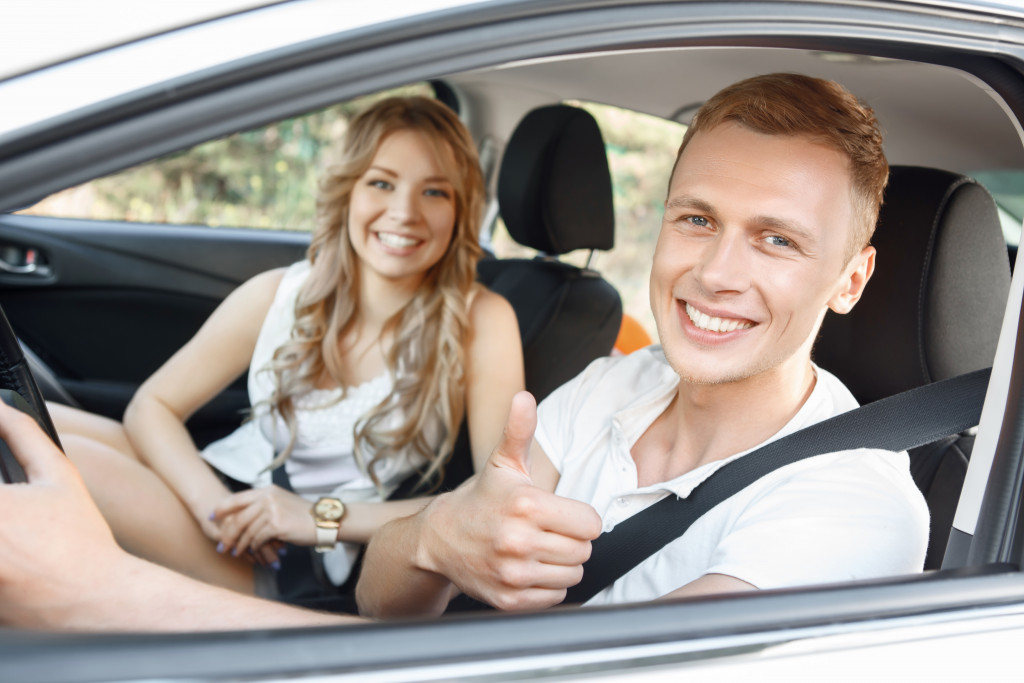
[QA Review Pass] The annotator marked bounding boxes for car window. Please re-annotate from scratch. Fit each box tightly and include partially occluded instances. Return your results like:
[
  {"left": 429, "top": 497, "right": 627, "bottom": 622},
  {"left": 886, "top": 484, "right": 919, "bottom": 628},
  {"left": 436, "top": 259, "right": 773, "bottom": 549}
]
[
  {"left": 489, "top": 101, "right": 686, "bottom": 340},
  {"left": 971, "top": 169, "right": 1024, "bottom": 247},
  {"left": 15, "top": 83, "right": 435, "bottom": 231}
]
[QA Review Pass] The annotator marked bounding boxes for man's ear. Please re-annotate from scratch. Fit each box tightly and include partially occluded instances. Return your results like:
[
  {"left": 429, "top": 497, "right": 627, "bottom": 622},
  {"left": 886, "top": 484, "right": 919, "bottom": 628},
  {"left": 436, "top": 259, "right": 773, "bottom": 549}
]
[{"left": 828, "top": 246, "right": 875, "bottom": 315}]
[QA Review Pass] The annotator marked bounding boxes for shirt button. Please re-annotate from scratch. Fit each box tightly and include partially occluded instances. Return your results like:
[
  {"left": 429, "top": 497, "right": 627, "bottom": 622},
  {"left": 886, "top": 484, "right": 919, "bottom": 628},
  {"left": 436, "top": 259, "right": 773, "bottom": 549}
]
[{"left": 617, "top": 497, "right": 627, "bottom": 506}]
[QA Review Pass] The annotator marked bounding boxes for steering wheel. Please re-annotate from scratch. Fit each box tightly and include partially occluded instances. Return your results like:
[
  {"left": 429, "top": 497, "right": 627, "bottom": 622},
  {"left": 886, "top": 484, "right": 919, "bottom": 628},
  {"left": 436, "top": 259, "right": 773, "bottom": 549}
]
[{"left": 0, "top": 304, "right": 61, "bottom": 483}]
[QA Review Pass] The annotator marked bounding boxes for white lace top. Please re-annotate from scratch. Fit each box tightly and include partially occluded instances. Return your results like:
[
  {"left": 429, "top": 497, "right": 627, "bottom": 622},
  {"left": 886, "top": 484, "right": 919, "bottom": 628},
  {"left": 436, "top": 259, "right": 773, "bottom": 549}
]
[{"left": 201, "top": 260, "right": 434, "bottom": 584}]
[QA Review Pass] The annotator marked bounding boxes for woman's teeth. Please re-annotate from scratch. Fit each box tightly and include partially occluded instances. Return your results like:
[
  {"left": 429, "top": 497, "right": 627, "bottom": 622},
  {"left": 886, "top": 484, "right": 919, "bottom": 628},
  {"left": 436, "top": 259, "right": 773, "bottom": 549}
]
[
  {"left": 686, "top": 303, "right": 753, "bottom": 333},
  {"left": 377, "top": 232, "right": 420, "bottom": 249}
]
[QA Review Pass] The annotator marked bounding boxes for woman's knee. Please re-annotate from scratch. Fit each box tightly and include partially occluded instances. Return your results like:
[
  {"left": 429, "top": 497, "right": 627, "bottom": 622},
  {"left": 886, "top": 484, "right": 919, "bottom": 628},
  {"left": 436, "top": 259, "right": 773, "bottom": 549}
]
[
  {"left": 60, "top": 433, "right": 140, "bottom": 475},
  {"left": 48, "top": 403, "right": 136, "bottom": 459}
]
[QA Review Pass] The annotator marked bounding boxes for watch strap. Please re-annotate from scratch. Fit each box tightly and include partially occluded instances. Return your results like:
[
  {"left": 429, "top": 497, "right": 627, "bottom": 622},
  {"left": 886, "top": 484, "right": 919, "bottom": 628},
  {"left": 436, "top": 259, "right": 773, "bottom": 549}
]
[{"left": 315, "top": 524, "right": 338, "bottom": 553}]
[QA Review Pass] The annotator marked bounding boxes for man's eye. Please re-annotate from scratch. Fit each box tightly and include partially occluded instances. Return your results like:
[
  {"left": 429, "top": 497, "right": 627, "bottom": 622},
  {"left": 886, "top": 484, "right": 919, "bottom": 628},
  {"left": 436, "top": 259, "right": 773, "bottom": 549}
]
[
  {"left": 764, "top": 234, "right": 792, "bottom": 248},
  {"left": 687, "top": 216, "right": 710, "bottom": 227}
]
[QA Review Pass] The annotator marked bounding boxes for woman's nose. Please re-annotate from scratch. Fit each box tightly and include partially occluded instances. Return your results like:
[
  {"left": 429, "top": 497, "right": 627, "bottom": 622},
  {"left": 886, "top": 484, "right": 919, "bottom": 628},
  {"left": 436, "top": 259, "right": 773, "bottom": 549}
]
[{"left": 388, "top": 188, "right": 421, "bottom": 224}]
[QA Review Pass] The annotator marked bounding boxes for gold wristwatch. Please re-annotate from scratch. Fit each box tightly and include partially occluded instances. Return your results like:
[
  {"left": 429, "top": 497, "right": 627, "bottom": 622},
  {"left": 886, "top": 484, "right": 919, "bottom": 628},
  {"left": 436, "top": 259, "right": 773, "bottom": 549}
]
[{"left": 311, "top": 497, "right": 345, "bottom": 553}]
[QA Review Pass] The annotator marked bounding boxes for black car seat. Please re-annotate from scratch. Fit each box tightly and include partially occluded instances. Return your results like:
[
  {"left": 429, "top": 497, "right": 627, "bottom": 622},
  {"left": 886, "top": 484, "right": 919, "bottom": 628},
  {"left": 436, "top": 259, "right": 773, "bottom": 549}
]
[
  {"left": 478, "top": 103, "right": 623, "bottom": 404},
  {"left": 814, "top": 165, "right": 1011, "bottom": 570},
  {"left": 390, "top": 104, "right": 623, "bottom": 498}
]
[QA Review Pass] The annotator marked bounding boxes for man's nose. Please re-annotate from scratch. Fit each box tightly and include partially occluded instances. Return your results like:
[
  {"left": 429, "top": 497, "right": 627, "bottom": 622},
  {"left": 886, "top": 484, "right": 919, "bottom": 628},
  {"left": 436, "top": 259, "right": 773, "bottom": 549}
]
[{"left": 696, "top": 230, "right": 751, "bottom": 294}]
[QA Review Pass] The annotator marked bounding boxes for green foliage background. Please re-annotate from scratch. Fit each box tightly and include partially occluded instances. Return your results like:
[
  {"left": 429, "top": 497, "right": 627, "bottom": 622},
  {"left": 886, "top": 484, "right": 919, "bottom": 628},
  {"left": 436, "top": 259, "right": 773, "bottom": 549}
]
[{"left": 25, "top": 87, "right": 685, "bottom": 337}]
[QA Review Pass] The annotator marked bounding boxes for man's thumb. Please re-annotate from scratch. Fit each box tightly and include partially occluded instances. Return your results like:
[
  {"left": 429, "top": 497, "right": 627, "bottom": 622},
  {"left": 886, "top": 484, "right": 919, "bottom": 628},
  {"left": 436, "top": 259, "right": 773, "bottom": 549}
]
[
  {"left": 0, "top": 400, "right": 63, "bottom": 483},
  {"left": 488, "top": 391, "right": 537, "bottom": 478}
]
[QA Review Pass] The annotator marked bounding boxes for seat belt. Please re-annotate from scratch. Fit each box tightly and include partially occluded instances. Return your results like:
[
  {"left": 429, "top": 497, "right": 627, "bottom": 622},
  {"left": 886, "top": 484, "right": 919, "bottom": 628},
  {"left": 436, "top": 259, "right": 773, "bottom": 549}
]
[{"left": 562, "top": 367, "right": 991, "bottom": 606}]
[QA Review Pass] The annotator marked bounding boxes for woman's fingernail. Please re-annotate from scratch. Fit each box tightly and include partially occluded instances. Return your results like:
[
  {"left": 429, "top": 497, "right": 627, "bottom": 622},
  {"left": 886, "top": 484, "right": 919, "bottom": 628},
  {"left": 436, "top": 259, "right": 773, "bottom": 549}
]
[
  {"left": 271, "top": 561, "right": 281, "bottom": 571},
  {"left": 216, "top": 542, "right": 225, "bottom": 553},
  {"left": 278, "top": 547, "right": 288, "bottom": 557},
  {"left": 231, "top": 548, "right": 239, "bottom": 557},
  {"left": 208, "top": 512, "right": 216, "bottom": 521}
]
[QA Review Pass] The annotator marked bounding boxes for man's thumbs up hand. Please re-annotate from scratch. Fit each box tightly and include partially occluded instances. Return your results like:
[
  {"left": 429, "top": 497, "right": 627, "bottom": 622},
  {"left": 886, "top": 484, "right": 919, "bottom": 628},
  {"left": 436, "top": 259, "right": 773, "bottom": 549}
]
[
  {"left": 486, "top": 391, "right": 537, "bottom": 480},
  {"left": 417, "top": 392, "right": 602, "bottom": 611}
]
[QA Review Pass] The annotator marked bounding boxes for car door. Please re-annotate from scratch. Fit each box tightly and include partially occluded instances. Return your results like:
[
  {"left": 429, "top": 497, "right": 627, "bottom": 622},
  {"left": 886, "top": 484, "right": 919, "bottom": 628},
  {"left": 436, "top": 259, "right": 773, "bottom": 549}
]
[{"left": 0, "top": 213, "right": 307, "bottom": 444}]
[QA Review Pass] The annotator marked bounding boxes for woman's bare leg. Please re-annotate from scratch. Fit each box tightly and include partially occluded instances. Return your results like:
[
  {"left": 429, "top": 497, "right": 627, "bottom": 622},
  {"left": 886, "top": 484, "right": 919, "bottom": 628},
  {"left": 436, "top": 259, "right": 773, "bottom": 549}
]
[
  {"left": 48, "top": 402, "right": 135, "bottom": 457},
  {"left": 61, "top": 434, "right": 255, "bottom": 593}
]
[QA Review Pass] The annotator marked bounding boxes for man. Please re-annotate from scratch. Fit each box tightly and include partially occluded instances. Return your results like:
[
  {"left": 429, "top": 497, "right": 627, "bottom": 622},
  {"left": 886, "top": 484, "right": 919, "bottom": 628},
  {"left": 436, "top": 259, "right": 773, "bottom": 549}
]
[
  {"left": 354, "top": 73, "right": 928, "bottom": 617},
  {"left": 0, "top": 73, "right": 927, "bottom": 631}
]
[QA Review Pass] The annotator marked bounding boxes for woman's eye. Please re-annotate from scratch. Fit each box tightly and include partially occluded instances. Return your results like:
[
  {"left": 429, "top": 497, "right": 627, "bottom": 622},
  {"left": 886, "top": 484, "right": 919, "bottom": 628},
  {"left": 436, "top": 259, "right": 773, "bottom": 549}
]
[
  {"left": 368, "top": 179, "right": 393, "bottom": 190},
  {"left": 424, "top": 187, "right": 451, "bottom": 199}
]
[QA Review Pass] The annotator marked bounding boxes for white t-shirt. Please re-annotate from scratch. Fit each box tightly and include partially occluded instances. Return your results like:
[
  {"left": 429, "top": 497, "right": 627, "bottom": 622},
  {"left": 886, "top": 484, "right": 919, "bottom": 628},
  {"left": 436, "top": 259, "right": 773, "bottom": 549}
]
[{"left": 535, "top": 346, "right": 930, "bottom": 606}]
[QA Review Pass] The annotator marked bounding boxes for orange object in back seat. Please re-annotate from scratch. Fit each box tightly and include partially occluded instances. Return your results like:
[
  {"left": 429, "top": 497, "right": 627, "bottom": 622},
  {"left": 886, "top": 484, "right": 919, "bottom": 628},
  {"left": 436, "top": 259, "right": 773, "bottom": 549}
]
[{"left": 614, "top": 313, "right": 654, "bottom": 355}]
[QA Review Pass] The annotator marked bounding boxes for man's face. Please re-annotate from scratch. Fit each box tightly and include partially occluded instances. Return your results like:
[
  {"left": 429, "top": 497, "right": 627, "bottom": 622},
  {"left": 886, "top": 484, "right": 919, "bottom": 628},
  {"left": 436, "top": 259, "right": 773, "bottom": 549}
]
[{"left": 650, "top": 121, "right": 874, "bottom": 387}]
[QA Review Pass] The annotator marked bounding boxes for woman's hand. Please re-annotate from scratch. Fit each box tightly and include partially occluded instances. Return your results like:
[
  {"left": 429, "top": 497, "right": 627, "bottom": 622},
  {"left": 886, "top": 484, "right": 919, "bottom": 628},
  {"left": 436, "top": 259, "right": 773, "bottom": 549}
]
[
  {"left": 187, "top": 486, "right": 237, "bottom": 543},
  {"left": 212, "top": 485, "right": 318, "bottom": 561}
]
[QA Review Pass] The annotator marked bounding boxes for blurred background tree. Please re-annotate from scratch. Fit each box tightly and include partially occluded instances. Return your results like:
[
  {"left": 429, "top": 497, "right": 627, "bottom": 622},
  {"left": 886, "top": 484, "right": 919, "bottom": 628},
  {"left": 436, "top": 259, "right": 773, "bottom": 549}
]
[
  {"left": 21, "top": 86, "right": 684, "bottom": 339},
  {"left": 21, "top": 85, "right": 432, "bottom": 230}
]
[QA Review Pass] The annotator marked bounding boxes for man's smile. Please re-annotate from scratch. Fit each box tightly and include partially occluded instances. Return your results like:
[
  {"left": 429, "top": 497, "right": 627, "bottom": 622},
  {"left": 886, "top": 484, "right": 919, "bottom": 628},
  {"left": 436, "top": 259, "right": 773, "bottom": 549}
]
[{"left": 684, "top": 302, "right": 755, "bottom": 333}]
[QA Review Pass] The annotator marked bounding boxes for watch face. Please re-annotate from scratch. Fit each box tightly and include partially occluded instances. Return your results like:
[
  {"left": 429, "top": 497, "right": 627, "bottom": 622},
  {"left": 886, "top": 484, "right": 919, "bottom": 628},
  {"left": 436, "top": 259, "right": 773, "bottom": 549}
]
[{"left": 315, "top": 498, "right": 344, "bottom": 521}]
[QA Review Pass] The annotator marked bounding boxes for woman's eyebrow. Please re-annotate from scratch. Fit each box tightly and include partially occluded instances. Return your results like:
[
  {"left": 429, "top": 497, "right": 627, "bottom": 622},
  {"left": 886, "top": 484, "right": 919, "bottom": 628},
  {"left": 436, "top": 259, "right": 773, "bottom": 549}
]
[{"left": 368, "top": 166, "right": 452, "bottom": 184}]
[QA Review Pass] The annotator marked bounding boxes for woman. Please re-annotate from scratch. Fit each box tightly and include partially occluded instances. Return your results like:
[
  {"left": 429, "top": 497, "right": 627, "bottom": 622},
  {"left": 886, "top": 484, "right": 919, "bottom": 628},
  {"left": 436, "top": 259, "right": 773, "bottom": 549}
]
[{"left": 50, "top": 96, "right": 524, "bottom": 597}]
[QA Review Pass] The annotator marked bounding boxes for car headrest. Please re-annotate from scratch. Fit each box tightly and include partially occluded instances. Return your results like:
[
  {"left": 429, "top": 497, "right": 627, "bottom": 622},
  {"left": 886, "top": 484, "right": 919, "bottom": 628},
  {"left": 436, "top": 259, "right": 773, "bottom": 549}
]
[
  {"left": 497, "top": 104, "right": 615, "bottom": 255},
  {"left": 815, "top": 166, "right": 1011, "bottom": 404}
]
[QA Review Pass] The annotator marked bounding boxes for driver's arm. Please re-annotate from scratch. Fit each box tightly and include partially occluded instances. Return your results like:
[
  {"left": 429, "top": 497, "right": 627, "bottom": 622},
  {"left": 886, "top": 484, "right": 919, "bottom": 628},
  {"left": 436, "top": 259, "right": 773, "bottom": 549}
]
[
  {"left": 660, "top": 573, "right": 757, "bottom": 601},
  {"left": 0, "top": 400, "right": 361, "bottom": 632}
]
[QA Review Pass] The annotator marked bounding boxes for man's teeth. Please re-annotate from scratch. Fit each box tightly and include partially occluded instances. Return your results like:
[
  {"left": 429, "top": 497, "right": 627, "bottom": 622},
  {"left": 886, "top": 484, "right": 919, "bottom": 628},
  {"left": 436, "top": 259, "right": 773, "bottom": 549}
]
[
  {"left": 686, "top": 303, "right": 753, "bottom": 333},
  {"left": 377, "top": 232, "right": 420, "bottom": 248}
]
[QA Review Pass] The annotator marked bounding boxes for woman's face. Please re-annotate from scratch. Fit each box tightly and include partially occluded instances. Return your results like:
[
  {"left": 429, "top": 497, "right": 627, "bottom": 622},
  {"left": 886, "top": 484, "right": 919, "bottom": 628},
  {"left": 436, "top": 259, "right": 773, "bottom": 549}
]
[{"left": 347, "top": 129, "right": 458, "bottom": 289}]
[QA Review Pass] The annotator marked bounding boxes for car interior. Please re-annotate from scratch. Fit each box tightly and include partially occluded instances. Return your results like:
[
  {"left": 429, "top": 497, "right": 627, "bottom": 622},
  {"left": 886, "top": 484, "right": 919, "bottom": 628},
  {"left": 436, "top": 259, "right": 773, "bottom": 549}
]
[
  {"left": 3, "top": 1, "right": 1024, "bottom": 678},
  {"left": 481, "top": 103, "right": 622, "bottom": 400},
  {"left": 0, "top": 38, "right": 1022, "bottom": 614},
  {"left": 816, "top": 165, "right": 1011, "bottom": 569},
  {"left": 395, "top": 101, "right": 625, "bottom": 498}
]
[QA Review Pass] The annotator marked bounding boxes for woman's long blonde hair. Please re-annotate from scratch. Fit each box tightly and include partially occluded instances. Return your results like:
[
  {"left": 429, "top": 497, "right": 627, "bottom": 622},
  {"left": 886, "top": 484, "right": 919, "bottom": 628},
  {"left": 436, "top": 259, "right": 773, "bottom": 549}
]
[{"left": 265, "top": 96, "right": 485, "bottom": 491}]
